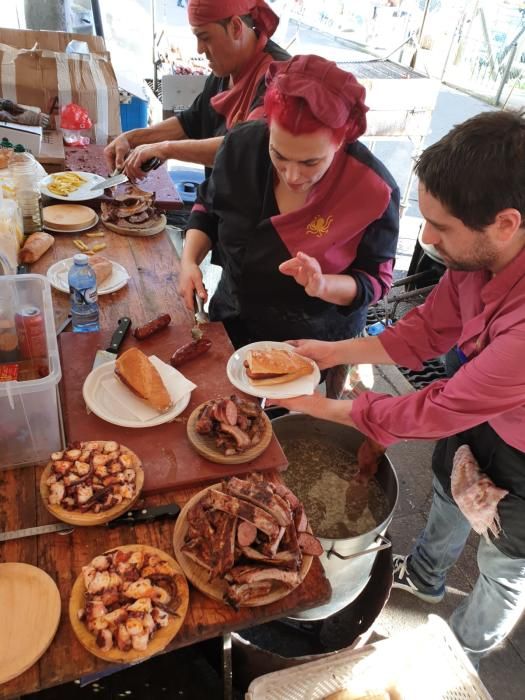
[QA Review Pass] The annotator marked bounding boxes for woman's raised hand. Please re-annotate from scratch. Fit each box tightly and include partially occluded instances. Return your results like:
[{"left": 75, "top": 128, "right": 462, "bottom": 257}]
[{"left": 279, "top": 251, "right": 326, "bottom": 298}]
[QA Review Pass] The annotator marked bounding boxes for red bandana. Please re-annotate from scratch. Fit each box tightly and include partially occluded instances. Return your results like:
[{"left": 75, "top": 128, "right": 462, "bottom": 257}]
[
  {"left": 188, "top": 0, "right": 279, "bottom": 38},
  {"left": 265, "top": 55, "right": 368, "bottom": 142}
]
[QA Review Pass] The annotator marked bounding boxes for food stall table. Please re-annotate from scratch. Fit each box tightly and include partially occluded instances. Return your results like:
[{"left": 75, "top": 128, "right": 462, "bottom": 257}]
[{"left": 0, "top": 227, "right": 331, "bottom": 699}]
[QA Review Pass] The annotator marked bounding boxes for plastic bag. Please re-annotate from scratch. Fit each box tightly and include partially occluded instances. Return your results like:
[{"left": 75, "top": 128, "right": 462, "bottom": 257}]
[{"left": 60, "top": 103, "right": 92, "bottom": 146}]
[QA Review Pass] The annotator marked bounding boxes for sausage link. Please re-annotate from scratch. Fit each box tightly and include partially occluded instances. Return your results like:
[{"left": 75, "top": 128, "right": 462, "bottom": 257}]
[
  {"left": 170, "top": 338, "right": 212, "bottom": 367},
  {"left": 133, "top": 314, "right": 171, "bottom": 340}
]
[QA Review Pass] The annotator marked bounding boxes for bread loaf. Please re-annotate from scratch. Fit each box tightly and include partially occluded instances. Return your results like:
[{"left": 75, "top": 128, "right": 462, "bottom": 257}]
[
  {"left": 114, "top": 347, "right": 172, "bottom": 413},
  {"left": 19, "top": 232, "right": 55, "bottom": 263}
]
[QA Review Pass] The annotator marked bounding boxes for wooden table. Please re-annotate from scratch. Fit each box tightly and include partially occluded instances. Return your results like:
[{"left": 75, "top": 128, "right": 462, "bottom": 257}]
[{"left": 0, "top": 227, "right": 331, "bottom": 699}]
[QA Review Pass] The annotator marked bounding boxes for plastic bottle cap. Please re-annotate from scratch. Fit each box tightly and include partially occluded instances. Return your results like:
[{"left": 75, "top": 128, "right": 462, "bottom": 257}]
[
  {"left": 13, "top": 144, "right": 26, "bottom": 153},
  {"left": 73, "top": 253, "right": 88, "bottom": 264},
  {"left": 0, "top": 138, "right": 13, "bottom": 148}
]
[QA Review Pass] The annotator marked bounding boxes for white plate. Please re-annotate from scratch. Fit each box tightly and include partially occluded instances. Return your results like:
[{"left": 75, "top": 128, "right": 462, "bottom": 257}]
[
  {"left": 46, "top": 258, "right": 129, "bottom": 295},
  {"left": 40, "top": 172, "right": 106, "bottom": 201},
  {"left": 82, "top": 360, "right": 192, "bottom": 428},
  {"left": 43, "top": 213, "right": 99, "bottom": 234},
  {"left": 226, "top": 341, "right": 321, "bottom": 400}
]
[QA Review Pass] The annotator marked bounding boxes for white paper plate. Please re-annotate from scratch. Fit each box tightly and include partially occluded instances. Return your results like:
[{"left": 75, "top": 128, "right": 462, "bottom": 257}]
[
  {"left": 46, "top": 258, "right": 129, "bottom": 295},
  {"left": 82, "top": 360, "right": 192, "bottom": 428},
  {"left": 43, "top": 213, "right": 99, "bottom": 234},
  {"left": 40, "top": 172, "right": 106, "bottom": 201},
  {"left": 226, "top": 341, "right": 320, "bottom": 400}
]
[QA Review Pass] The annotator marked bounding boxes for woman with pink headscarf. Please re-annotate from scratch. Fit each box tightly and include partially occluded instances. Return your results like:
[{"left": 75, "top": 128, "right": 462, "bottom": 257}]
[{"left": 179, "top": 55, "right": 399, "bottom": 390}]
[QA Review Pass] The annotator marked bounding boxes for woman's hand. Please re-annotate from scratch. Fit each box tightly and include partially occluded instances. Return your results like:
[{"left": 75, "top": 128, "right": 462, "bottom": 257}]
[
  {"left": 178, "top": 262, "right": 207, "bottom": 312},
  {"left": 104, "top": 133, "right": 132, "bottom": 172},
  {"left": 279, "top": 251, "right": 326, "bottom": 298},
  {"left": 286, "top": 338, "right": 339, "bottom": 370},
  {"left": 123, "top": 142, "right": 168, "bottom": 181}
]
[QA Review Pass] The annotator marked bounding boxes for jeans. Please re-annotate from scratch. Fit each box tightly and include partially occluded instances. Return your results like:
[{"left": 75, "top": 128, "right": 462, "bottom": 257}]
[{"left": 408, "top": 477, "right": 525, "bottom": 666}]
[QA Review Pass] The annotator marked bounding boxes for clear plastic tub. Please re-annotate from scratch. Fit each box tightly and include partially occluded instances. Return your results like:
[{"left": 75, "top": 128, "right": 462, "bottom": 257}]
[{"left": 0, "top": 274, "right": 63, "bottom": 469}]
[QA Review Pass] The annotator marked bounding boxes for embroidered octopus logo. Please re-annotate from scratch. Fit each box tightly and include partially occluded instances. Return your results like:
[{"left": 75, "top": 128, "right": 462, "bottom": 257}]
[{"left": 306, "top": 215, "right": 334, "bottom": 238}]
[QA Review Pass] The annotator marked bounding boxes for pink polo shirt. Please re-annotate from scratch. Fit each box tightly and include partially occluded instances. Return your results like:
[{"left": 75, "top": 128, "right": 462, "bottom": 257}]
[{"left": 351, "top": 245, "right": 525, "bottom": 451}]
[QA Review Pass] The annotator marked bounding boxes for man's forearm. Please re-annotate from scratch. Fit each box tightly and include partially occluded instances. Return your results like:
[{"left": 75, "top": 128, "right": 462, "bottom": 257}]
[
  {"left": 163, "top": 136, "right": 224, "bottom": 167},
  {"left": 319, "top": 274, "right": 358, "bottom": 305},
  {"left": 126, "top": 116, "right": 187, "bottom": 147},
  {"left": 333, "top": 335, "right": 396, "bottom": 367}
]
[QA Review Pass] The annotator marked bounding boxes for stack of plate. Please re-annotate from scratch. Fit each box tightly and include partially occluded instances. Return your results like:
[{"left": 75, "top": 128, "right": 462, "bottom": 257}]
[{"left": 43, "top": 204, "right": 99, "bottom": 234}]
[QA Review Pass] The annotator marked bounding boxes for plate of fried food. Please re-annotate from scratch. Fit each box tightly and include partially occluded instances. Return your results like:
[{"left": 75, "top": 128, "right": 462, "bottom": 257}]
[
  {"left": 173, "top": 474, "right": 323, "bottom": 608},
  {"left": 227, "top": 341, "right": 320, "bottom": 400},
  {"left": 40, "top": 441, "right": 144, "bottom": 526},
  {"left": 40, "top": 171, "right": 106, "bottom": 201},
  {"left": 69, "top": 544, "right": 189, "bottom": 663},
  {"left": 186, "top": 394, "right": 272, "bottom": 465}
]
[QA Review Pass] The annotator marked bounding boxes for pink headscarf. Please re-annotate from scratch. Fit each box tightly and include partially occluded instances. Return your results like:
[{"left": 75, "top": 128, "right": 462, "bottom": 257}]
[
  {"left": 265, "top": 55, "right": 368, "bottom": 142},
  {"left": 188, "top": 0, "right": 279, "bottom": 38}
]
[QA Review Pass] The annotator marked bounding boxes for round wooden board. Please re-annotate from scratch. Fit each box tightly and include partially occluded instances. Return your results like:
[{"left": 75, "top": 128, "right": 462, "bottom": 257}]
[
  {"left": 101, "top": 214, "right": 167, "bottom": 237},
  {"left": 0, "top": 563, "right": 61, "bottom": 684},
  {"left": 43, "top": 204, "right": 98, "bottom": 231},
  {"left": 173, "top": 483, "right": 313, "bottom": 607},
  {"left": 186, "top": 403, "right": 272, "bottom": 465},
  {"left": 39, "top": 442, "right": 144, "bottom": 526},
  {"left": 69, "top": 544, "right": 189, "bottom": 664}
]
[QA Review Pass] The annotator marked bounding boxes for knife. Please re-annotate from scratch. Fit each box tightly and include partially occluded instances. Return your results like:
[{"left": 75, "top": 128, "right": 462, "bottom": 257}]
[
  {"left": 107, "top": 503, "right": 181, "bottom": 528},
  {"left": 92, "top": 317, "right": 132, "bottom": 369},
  {"left": 90, "top": 157, "right": 162, "bottom": 191},
  {"left": 191, "top": 292, "right": 209, "bottom": 340}
]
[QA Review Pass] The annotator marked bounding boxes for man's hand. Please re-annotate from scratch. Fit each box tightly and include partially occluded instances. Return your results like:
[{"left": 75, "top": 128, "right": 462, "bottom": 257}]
[
  {"left": 178, "top": 262, "right": 208, "bottom": 311},
  {"left": 279, "top": 251, "right": 327, "bottom": 298},
  {"left": 286, "top": 338, "right": 339, "bottom": 370},
  {"left": 269, "top": 392, "right": 355, "bottom": 426},
  {"left": 122, "top": 142, "right": 168, "bottom": 181},
  {"left": 104, "top": 133, "right": 132, "bottom": 173}
]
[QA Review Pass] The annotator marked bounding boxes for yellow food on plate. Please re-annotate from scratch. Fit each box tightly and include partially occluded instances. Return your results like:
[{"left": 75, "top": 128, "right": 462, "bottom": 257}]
[{"left": 47, "top": 172, "right": 87, "bottom": 196}]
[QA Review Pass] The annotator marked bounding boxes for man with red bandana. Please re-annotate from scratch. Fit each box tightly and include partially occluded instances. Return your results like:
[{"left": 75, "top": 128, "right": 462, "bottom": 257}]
[{"left": 104, "top": 0, "right": 289, "bottom": 180}]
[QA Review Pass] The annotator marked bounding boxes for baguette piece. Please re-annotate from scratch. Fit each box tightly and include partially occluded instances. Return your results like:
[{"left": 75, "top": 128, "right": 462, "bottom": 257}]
[
  {"left": 19, "top": 232, "right": 55, "bottom": 263},
  {"left": 245, "top": 348, "right": 313, "bottom": 386},
  {"left": 114, "top": 347, "right": 172, "bottom": 413}
]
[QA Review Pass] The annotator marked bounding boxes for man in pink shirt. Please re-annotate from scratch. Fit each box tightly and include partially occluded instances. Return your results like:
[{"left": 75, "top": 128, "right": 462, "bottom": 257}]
[{"left": 272, "top": 110, "right": 525, "bottom": 666}]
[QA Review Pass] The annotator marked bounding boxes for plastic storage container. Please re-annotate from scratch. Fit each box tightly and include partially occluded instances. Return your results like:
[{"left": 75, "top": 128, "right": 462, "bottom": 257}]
[
  {"left": 0, "top": 274, "right": 63, "bottom": 469},
  {"left": 120, "top": 96, "right": 148, "bottom": 131},
  {"left": 168, "top": 165, "right": 205, "bottom": 204},
  {"left": 9, "top": 145, "right": 43, "bottom": 235}
]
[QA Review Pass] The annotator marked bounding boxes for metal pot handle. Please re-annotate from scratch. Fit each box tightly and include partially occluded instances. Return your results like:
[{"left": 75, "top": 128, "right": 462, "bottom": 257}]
[{"left": 327, "top": 533, "right": 392, "bottom": 561}]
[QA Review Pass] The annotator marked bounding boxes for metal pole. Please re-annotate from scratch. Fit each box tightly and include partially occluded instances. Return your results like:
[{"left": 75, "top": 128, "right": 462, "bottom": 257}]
[
  {"left": 409, "top": 0, "right": 431, "bottom": 69},
  {"left": 91, "top": 0, "right": 104, "bottom": 38},
  {"left": 495, "top": 42, "right": 518, "bottom": 105},
  {"left": 152, "top": 0, "right": 158, "bottom": 92}
]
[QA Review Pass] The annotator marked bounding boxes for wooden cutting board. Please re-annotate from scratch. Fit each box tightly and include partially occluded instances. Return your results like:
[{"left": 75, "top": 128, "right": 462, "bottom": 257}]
[
  {"left": 58, "top": 322, "right": 288, "bottom": 494},
  {"left": 0, "top": 563, "right": 61, "bottom": 684}
]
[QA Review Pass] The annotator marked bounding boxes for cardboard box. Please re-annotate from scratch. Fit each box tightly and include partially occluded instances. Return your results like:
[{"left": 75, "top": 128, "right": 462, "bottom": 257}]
[
  {"left": 0, "top": 28, "right": 121, "bottom": 144},
  {"left": 0, "top": 121, "right": 42, "bottom": 155}
]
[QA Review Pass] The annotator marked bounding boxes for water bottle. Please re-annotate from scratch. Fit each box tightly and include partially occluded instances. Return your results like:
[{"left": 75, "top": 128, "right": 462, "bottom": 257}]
[
  {"left": 9, "top": 144, "right": 43, "bottom": 235},
  {"left": 68, "top": 253, "right": 100, "bottom": 332}
]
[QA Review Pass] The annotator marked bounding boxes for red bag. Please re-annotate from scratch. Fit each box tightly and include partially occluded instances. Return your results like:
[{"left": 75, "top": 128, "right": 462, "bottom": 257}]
[{"left": 60, "top": 102, "right": 92, "bottom": 130}]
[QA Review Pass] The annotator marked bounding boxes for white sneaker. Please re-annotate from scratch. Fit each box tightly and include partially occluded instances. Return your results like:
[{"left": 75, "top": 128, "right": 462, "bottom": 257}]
[{"left": 392, "top": 554, "right": 445, "bottom": 604}]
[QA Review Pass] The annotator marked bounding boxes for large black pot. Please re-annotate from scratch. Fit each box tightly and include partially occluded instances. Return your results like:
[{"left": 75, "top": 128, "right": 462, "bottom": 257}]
[{"left": 272, "top": 414, "right": 398, "bottom": 620}]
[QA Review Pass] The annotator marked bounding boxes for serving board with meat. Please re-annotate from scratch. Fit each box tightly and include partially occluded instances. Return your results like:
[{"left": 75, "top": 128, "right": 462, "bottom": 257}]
[
  {"left": 173, "top": 474, "right": 323, "bottom": 608},
  {"left": 186, "top": 396, "right": 272, "bottom": 464}
]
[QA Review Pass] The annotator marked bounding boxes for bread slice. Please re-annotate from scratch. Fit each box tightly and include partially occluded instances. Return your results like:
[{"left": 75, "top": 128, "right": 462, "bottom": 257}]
[
  {"left": 89, "top": 255, "right": 113, "bottom": 286},
  {"left": 114, "top": 348, "right": 172, "bottom": 413},
  {"left": 245, "top": 348, "right": 313, "bottom": 386}
]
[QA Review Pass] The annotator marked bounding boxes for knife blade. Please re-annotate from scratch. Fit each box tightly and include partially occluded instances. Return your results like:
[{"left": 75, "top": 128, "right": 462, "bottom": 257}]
[
  {"left": 90, "top": 157, "right": 162, "bottom": 191},
  {"left": 191, "top": 292, "right": 209, "bottom": 340},
  {"left": 92, "top": 316, "right": 131, "bottom": 369}
]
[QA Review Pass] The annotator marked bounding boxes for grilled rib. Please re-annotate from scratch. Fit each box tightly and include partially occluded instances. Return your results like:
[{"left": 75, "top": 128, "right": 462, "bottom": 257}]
[{"left": 204, "top": 489, "right": 280, "bottom": 538}]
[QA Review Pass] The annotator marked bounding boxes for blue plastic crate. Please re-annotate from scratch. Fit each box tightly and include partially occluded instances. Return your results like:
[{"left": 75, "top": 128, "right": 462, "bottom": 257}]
[{"left": 120, "top": 96, "right": 148, "bottom": 131}]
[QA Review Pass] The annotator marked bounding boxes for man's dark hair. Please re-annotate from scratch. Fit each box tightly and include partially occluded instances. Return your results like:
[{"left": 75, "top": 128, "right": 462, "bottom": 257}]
[
  {"left": 415, "top": 110, "right": 525, "bottom": 230},
  {"left": 217, "top": 14, "right": 254, "bottom": 30}
]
